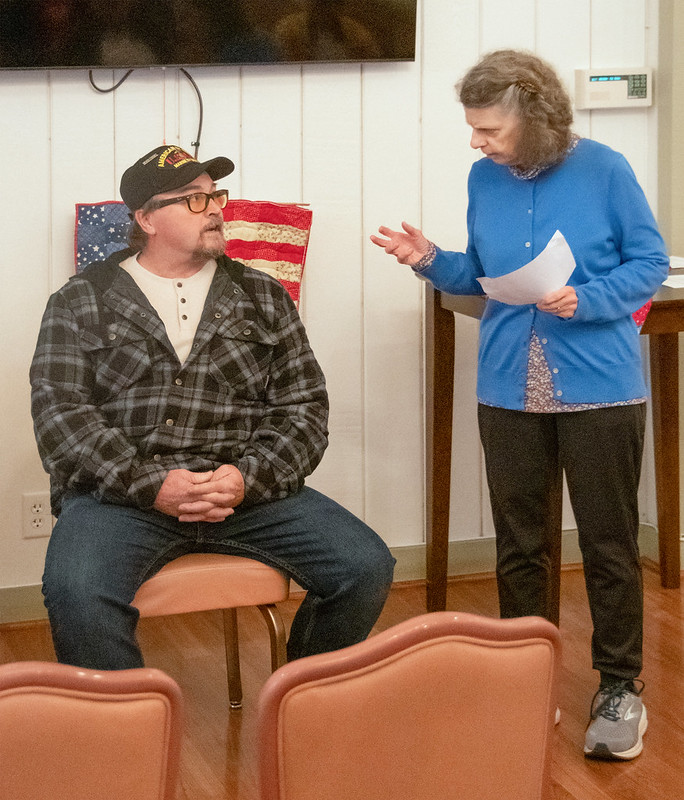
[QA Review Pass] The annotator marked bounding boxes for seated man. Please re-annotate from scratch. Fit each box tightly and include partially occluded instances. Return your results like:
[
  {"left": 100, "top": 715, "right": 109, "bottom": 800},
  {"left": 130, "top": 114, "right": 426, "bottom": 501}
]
[{"left": 30, "top": 144, "right": 395, "bottom": 669}]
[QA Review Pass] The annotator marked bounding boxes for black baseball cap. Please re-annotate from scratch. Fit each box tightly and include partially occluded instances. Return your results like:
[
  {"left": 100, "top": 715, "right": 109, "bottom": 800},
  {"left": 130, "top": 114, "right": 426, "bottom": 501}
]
[{"left": 120, "top": 144, "right": 235, "bottom": 211}]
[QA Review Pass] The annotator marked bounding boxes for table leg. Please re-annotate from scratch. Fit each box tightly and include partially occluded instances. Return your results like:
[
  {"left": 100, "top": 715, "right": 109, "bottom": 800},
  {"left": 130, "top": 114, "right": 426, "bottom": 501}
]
[
  {"left": 649, "top": 332, "right": 681, "bottom": 588},
  {"left": 425, "top": 287, "right": 454, "bottom": 612}
]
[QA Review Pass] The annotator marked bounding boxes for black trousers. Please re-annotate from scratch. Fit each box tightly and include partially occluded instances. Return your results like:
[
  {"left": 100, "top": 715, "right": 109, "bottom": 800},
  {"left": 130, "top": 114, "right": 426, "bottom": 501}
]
[{"left": 478, "top": 402, "right": 646, "bottom": 681}]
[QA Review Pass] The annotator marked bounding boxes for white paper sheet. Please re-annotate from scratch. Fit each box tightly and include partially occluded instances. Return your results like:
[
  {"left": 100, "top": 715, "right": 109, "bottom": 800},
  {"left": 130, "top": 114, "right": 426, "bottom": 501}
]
[
  {"left": 663, "top": 276, "right": 684, "bottom": 288},
  {"left": 476, "top": 230, "right": 576, "bottom": 305}
]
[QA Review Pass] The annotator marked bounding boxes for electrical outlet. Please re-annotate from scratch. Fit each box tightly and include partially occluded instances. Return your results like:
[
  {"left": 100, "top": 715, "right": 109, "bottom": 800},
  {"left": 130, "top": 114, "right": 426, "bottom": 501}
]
[{"left": 22, "top": 491, "right": 53, "bottom": 539}]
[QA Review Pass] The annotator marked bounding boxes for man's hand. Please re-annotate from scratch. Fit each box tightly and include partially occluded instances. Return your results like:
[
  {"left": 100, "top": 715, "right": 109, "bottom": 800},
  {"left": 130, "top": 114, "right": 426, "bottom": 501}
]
[
  {"left": 154, "top": 465, "right": 245, "bottom": 522},
  {"left": 370, "top": 221, "right": 430, "bottom": 266}
]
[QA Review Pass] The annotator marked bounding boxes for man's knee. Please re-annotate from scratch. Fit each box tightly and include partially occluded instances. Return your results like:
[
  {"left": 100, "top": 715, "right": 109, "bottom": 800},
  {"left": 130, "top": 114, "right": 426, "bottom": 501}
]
[
  {"left": 329, "top": 524, "right": 395, "bottom": 607},
  {"left": 43, "top": 557, "right": 113, "bottom": 626},
  {"left": 357, "top": 539, "right": 395, "bottom": 592}
]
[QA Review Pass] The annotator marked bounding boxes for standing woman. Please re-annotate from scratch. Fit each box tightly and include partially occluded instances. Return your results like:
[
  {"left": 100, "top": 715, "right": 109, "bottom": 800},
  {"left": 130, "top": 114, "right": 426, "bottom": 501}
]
[{"left": 371, "top": 49, "right": 669, "bottom": 760}]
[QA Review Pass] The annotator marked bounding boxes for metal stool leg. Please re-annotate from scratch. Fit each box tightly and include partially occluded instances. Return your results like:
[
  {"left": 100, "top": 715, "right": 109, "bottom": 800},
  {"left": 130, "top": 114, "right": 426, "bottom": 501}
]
[
  {"left": 258, "top": 603, "right": 288, "bottom": 671},
  {"left": 222, "top": 608, "right": 243, "bottom": 710},
  {"left": 222, "top": 604, "right": 287, "bottom": 710}
]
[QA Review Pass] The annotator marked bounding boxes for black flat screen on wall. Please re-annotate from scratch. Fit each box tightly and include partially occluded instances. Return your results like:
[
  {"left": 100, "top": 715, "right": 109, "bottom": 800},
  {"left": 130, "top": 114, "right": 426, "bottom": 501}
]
[{"left": 0, "top": 0, "right": 417, "bottom": 69}]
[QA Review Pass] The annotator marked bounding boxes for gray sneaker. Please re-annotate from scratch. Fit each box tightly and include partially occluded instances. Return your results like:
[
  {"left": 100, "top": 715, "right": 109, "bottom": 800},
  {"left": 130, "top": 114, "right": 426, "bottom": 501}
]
[{"left": 584, "top": 680, "right": 647, "bottom": 760}]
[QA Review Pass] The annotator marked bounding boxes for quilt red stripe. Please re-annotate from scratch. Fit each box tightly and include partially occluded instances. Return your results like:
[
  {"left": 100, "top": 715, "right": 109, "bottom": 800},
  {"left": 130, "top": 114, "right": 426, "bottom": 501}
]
[
  {"left": 222, "top": 199, "right": 312, "bottom": 231},
  {"left": 226, "top": 240, "right": 307, "bottom": 263},
  {"left": 280, "top": 280, "right": 301, "bottom": 303}
]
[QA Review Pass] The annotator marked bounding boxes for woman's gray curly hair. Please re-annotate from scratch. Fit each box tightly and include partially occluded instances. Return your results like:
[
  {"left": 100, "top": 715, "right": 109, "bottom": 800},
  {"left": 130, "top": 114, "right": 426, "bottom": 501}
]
[{"left": 457, "top": 49, "right": 574, "bottom": 171}]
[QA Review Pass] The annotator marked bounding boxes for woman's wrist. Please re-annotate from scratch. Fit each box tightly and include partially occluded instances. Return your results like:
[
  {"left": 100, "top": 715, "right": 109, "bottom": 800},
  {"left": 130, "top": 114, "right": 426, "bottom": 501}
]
[{"left": 411, "top": 241, "right": 437, "bottom": 271}]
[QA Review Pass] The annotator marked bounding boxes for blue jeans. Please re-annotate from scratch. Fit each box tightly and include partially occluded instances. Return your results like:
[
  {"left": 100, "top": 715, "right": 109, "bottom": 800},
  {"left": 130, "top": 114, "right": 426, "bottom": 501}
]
[{"left": 43, "top": 487, "right": 395, "bottom": 670}]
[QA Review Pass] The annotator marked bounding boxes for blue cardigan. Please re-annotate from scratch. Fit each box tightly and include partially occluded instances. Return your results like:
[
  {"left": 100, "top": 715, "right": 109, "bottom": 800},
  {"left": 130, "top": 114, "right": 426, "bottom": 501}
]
[{"left": 418, "top": 138, "right": 670, "bottom": 410}]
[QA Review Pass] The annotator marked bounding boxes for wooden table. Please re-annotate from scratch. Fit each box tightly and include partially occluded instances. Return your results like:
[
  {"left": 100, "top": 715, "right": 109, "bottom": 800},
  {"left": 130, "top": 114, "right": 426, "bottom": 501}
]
[{"left": 425, "top": 281, "right": 683, "bottom": 615}]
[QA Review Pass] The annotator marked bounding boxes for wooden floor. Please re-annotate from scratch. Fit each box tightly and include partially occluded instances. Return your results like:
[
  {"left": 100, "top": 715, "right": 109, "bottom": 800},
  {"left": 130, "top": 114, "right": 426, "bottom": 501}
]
[{"left": 1, "top": 562, "right": 683, "bottom": 799}]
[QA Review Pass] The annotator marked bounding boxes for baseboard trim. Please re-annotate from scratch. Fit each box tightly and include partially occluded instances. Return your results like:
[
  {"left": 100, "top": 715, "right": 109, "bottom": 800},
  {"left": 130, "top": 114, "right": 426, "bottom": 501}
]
[
  {"left": 0, "top": 585, "right": 49, "bottom": 625},
  {"left": 0, "top": 524, "right": 666, "bottom": 625}
]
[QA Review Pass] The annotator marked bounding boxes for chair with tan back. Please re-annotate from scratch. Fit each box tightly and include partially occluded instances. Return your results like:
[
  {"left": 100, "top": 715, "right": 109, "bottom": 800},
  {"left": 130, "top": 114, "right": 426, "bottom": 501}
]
[
  {"left": 74, "top": 198, "right": 314, "bottom": 708},
  {"left": 257, "top": 611, "right": 561, "bottom": 800},
  {"left": 0, "top": 660, "right": 183, "bottom": 800}
]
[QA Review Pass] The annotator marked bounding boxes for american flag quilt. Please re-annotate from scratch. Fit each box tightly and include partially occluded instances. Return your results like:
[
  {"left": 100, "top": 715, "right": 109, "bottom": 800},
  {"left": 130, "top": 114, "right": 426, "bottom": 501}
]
[
  {"left": 74, "top": 201, "right": 132, "bottom": 272},
  {"left": 222, "top": 200, "right": 312, "bottom": 307},
  {"left": 74, "top": 199, "right": 312, "bottom": 308}
]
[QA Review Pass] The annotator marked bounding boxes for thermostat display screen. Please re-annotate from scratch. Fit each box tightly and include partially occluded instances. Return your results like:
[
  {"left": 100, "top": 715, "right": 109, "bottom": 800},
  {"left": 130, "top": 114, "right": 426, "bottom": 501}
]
[
  {"left": 575, "top": 68, "right": 652, "bottom": 108},
  {"left": 589, "top": 74, "right": 648, "bottom": 98}
]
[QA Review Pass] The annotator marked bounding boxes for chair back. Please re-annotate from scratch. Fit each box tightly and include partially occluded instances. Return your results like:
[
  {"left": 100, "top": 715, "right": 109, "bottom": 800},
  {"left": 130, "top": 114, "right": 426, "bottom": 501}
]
[
  {"left": 257, "top": 611, "right": 560, "bottom": 800},
  {"left": 0, "top": 661, "right": 183, "bottom": 800}
]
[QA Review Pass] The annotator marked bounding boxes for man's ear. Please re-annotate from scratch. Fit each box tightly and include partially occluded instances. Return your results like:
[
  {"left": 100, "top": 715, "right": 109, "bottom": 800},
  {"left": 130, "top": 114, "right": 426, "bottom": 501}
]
[{"left": 135, "top": 207, "right": 156, "bottom": 235}]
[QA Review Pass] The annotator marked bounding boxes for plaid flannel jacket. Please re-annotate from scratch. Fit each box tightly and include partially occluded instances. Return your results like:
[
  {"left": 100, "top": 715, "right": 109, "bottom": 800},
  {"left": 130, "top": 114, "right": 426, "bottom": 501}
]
[{"left": 30, "top": 250, "right": 329, "bottom": 515}]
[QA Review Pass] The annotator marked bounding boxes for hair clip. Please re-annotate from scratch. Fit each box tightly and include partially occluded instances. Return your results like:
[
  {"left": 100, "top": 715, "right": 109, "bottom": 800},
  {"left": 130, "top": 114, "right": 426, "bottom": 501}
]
[{"left": 516, "top": 80, "right": 539, "bottom": 95}]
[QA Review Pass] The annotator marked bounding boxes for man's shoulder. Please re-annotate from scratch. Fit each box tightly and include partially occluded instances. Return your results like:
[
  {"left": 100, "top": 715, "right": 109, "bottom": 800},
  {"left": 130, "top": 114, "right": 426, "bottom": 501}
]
[
  {"left": 55, "top": 248, "right": 132, "bottom": 298},
  {"left": 76, "top": 248, "right": 134, "bottom": 287},
  {"left": 215, "top": 255, "right": 295, "bottom": 306},
  {"left": 44, "top": 249, "right": 135, "bottom": 323}
]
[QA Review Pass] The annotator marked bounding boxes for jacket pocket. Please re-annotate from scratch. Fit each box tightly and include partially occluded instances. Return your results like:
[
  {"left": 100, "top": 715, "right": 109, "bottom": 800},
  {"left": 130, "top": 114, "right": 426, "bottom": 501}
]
[
  {"left": 81, "top": 323, "right": 156, "bottom": 402},
  {"left": 207, "top": 323, "right": 277, "bottom": 400}
]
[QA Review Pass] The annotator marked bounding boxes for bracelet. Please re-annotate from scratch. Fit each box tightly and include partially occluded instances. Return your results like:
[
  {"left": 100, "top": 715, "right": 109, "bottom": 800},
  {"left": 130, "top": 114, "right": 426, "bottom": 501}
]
[{"left": 412, "top": 241, "right": 437, "bottom": 271}]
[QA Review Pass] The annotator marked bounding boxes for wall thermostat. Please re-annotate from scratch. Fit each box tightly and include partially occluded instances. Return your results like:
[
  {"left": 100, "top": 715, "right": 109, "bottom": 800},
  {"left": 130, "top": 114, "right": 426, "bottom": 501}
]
[{"left": 574, "top": 68, "right": 652, "bottom": 109}]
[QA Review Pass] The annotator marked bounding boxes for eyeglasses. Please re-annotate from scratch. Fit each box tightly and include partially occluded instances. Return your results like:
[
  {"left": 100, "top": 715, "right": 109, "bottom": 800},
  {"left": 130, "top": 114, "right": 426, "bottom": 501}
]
[{"left": 152, "top": 189, "right": 230, "bottom": 214}]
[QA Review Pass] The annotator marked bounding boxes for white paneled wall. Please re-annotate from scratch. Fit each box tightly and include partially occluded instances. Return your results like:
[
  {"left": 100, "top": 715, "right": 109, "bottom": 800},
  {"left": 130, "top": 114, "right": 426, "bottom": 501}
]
[{"left": 0, "top": 0, "right": 661, "bottom": 592}]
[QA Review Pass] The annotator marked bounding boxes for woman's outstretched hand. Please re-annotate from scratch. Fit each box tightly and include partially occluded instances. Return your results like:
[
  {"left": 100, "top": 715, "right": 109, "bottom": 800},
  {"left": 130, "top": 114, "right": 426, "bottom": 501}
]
[{"left": 370, "top": 221, "right": 430, "bottom": 266}]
